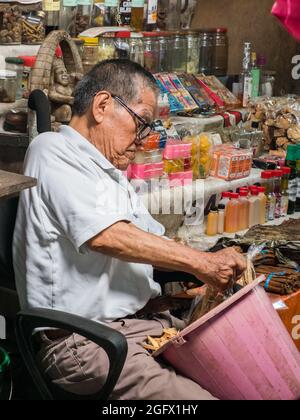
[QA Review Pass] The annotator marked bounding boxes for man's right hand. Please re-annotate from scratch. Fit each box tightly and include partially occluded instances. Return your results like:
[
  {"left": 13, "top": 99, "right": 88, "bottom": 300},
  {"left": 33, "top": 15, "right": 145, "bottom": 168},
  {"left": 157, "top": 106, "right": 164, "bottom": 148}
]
[{"left": 193, "top": 248, "right": 247, "bottom": 292}]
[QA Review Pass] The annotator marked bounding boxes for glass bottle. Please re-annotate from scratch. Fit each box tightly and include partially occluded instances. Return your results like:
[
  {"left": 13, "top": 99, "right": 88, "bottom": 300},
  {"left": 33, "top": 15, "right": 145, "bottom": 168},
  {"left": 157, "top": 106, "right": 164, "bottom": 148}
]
[
  {"left": 172, "top": 32, "right": 187, "bottom": 73},
  {"left": 286, "top": 144, "right": 298, "bottom": 215},
  {"left": 186, "top": 31, "right": 200, "bottom": 74},
  {"left": 43, "top": 0, "right": 61, "bottom": 34},
  {"left": 272, "top": 170, "right": 283, "bottom": 219},
  {"left": 157, "top": 0, "right": 181, "bottom": 31},
  {"left": 144, "top": 0, "right": 158, "bottom": 31},
  {"left": 199, "top": 29, "right": 214, "bottom": 75},
  {"left": 104, "top": 0, "right": 118, "bottom": 25},
  {"left": 129, "top": 33, "right": 144, "bottom": 66},
  {"left": 212, "top": 28, "right": 228, "bottom": 77},
  {"left": 75, "top": 0, "right": 92, "bottom": 36},
  {"left": 157, "top": 33, "right": 169, "bottom": 72},
  {"left": 143, "top": 32, "right": 159, "bottom": 73},
  {"left": 250, "top": 52, "right": 260, "bottom": 98},
  {"left": 59, "top": 0, "right": 77, "bottom": 36},
  {"left": 281, "top": 167, "right": 290, "bottom": 217},
  {"left": 92, "top": 1, "right": 106, "bottom": 27},
  {"left": 131, "top": 0, "right": 144, "bottom": 32},
  {"left": 261, "top": 170, "right": 275, "bottom": 222},
  {"left": 118, "top": 0, "right": 131, "bottom": 26},
  {"left": 81, "top": 37, "right": 99, "bottom": 73},
  {"left": 239, "top": 42, "right": 253, "bottom": 107}
]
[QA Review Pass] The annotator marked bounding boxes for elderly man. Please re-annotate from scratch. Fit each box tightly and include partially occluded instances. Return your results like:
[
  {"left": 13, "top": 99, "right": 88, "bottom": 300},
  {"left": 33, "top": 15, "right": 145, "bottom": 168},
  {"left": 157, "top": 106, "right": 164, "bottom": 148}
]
[{"left": 13, "top": 59, "right": 246, "bottom": 400}]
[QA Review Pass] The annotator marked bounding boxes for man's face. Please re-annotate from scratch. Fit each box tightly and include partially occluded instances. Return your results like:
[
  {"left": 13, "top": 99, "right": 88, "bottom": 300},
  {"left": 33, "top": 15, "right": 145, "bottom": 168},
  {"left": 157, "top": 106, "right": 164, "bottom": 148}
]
[{"left": 96, "top": 85, "right": 157, "bottom": 170}]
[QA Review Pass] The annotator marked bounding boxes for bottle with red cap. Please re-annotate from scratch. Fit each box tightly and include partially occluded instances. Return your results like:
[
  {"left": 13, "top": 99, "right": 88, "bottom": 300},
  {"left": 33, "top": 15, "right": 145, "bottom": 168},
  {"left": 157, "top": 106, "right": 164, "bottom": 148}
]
[
  {"left": 248, "top": 187, "right": 260, "bottom": 227},
  {"left": 272, "top": 169, "right": 283, "bottom": 219},
  {"left": 257, "top": 186, "right": 267, "bottom": 224},
  {"left": 224, "top": 193, "right": 240, "bottom": 234},
  {"left": 281, "top": 167, "right": 291, "bottom": 217}
]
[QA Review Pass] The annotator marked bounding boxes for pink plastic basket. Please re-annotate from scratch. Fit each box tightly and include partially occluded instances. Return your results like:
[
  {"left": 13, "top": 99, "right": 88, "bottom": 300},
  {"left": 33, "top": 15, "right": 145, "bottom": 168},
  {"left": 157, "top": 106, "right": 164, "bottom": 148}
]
[{"left": 155, "top": 277, "right": 300, "bottom": 400}]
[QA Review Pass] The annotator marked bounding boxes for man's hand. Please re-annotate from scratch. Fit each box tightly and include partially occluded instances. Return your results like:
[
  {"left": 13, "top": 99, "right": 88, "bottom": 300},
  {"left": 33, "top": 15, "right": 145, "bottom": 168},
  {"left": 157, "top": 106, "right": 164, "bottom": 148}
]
[{"left": 193, "top": 248, "right": 247, "bottom": 292}]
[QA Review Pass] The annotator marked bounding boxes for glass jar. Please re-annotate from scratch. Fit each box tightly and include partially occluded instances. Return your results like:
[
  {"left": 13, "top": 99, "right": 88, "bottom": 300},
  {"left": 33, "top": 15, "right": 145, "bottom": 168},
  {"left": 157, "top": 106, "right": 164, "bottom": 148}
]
[
  {"left": 98, "top": 36, "right": 116, "bottom": 61},
  {"left": 186, "top": 31, "right": 200, "bottom": 74},
  {"left": 144, "top": 0, "right": 158, "bottom": 31},
  {"left": 114, "top": 31, "right": 131, "bottom": 59},
  {"left": 157, "top": 0, "right": 181, "bottom": 31},
  {"left": 212, "top": 27, "right": 228, "bottom": 76},
  {"left": 143, "top": 32, "right": 159, "bottom": 73},
  {"left": 42, "top": 0, "right": 61, "bottom": 34},
  {"left": 171, "top": 32, "right": 187, "bottom": 73},
  {"left": 81, "top": 37, "right": 99, "bottom": 74},
  {"left": 199, "top": 29, "right": 214, "bottom": 75},
  {"left": 59, "top": 0, "right": 77, "bottom": 36},
  {"left": 5, "top": 57, "right": 24, "bottom": 100},
  {"left": 157, "top": 32, "right": 170, "bottom": 72},
  {"left": 131, "top": 0, "right": 144, "bottom": 32},
  {"left": 103, "top": 0, "right": 118, "bottom": 26},
  {"left": 0, "top": 70, "right": 17, "bottom": 103},
  {"left": 0, "top": 3, "right": 22, "bottom": 44},
  {"left": 22, "top": 10, "right": 46, "bottom": 45},
  {"left": 129, "top": 33, "right": 144, "bottom": 66},
  {"left": 75, "top": 0, "right": 92, "bottom": 36},
  {"left": 92, "top": 1, "right": 105, "bottom": 27}
]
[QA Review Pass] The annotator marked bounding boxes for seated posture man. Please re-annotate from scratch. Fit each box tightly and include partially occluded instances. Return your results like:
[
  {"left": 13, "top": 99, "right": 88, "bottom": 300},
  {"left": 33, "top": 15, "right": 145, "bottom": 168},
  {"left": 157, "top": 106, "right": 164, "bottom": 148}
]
[{"left": 13, "top": 59, "right": 246, "bottom": 400}]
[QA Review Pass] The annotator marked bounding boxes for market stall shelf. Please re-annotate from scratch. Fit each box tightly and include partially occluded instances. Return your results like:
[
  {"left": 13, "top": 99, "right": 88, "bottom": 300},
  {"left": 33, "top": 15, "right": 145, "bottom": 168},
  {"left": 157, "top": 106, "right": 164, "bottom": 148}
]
[{"left": 0, "top": 169, "right": 36, "bottom": 200}]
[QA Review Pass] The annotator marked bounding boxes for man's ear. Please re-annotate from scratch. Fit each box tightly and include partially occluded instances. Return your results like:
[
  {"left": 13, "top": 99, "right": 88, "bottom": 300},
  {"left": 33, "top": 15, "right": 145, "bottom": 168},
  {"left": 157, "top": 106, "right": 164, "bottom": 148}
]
[{"left": 92, "top": 91, "right": 111, "bottom": 123}]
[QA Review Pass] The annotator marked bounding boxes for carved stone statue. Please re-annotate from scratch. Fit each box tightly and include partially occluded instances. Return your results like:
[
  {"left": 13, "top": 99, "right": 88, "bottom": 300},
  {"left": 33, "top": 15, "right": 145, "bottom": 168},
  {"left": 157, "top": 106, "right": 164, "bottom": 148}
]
[{"left": 49, "top": 57, "right": 74, "bottom": 123}]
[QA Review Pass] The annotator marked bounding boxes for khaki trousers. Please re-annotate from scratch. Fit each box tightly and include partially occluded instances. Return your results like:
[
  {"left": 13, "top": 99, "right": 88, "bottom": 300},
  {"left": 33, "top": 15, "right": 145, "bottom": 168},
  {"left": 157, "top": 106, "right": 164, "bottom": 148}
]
[{"left": 37, "top": 312, "right": 217, "bottom": 400}]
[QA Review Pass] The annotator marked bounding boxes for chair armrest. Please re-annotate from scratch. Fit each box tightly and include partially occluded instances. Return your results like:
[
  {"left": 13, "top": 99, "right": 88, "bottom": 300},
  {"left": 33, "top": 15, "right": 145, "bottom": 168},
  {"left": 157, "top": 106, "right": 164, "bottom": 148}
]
[{"left": 15, "top": 308, "right": 128, "bottom": 400}]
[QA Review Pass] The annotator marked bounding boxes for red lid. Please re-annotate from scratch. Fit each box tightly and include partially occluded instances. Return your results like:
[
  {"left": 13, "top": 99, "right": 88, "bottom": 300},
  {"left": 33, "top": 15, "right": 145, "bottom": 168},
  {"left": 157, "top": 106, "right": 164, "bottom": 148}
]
[
  {"left": 215, "top": 28, "right": 228, "bottom": 33},
  {"left": 55, "top": 46, "right": 63, "bottom": 58},
  {"left": 222, "top": 192, "right": 231, "bottom": 198},
  {"left": 240, "top": 187, "right": 249, "bottom": 191},
  {"left": 230, "top": 193, "right": 239, "bottom": 199},
  {"left": 18, "top": 56, "right": 36, "bottom": 67},
  {"left": 250, "top": 186, "right": 258, "bottom": 190},
  {"left": 240, "top": 191, "right": 248, "bottom": 197},
  {"left": 261, "top": 171, "right": 272, "bottom": 179},
  {"left": 116, "top": 31, "right": 131, "bottom": 38},
  {"left": 272, "top": 169, "right": 283, "bottom": 177},
  {"left": 281, "top": 167, "right": 291, "bottom": 175},
  {"left": 142, "top": 31, "right": 161, "bottom": 37},
  {"left": 257, "top": 186, "right": 266, "bottom": 193},
  {"left": 251, "top": 189, "right": 259, "bottom": 196}
]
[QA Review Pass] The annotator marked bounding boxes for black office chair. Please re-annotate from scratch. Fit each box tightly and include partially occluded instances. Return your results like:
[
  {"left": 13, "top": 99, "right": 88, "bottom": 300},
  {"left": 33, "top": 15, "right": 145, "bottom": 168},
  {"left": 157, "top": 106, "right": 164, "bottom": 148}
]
[{"left": 0, "top": 90, "right": 128, "bottom": 400}]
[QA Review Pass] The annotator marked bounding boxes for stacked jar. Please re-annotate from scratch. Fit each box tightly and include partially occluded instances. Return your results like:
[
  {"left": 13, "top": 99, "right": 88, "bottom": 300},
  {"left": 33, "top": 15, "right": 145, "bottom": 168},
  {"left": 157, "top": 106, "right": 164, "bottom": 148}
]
[
  {"left": 143, "top": 32, "right": 160, "bottom": 74},
  {"left": 98, "top": 35, "right": 116, "bottom": 62},
  {"left": 42, "top": 0, "right": 61, "bottom": 34},
  {"left": 212, "top": 28, "right": 228, "bottom": 76},
  {"left": 129, "top": 33, "right": 144, "bottom": 67},
  {"left": 59, "top": 0, "right": 77, "bottom": 36},
  {"left": 199, "top": 29, "right": 214, "bottom": 75},
  {"left": 75, "top": 0, "right": 92, "bottom": 36},
  {"left": 186, "top": 31, "right": 200, "bottom": 74},
  {"left": 157, "top": 32, "right": 171, "bottom": 72},
  {"left": 0, "top": 2, "right": 22, "bottom": 44},
  {"left": 114, "top": 31, "right": 131, "bottom": 60},
  {"left": 81, "top": 37, "right": 99, "bottom": 74}
]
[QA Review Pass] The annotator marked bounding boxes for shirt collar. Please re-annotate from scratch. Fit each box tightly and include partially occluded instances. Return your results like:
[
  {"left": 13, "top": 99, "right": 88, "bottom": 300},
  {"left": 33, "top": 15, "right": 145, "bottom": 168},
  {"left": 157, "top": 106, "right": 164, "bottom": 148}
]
[{"left": 59, "top": 125, "right": 115, "bottom": 171}]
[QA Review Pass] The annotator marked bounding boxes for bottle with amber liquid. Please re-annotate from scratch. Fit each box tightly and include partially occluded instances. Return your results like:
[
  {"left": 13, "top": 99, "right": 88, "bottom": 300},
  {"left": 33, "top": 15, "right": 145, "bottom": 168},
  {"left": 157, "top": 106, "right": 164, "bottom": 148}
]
[{"left": 131, "top": 0, "right": 144, "bottom": 31}]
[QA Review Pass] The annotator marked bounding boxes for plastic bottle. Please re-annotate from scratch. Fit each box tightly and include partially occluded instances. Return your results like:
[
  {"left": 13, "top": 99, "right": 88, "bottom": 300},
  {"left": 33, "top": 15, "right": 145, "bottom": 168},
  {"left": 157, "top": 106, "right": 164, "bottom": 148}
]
[
  {"left": 248, "top": 188, "right": 260, "bottom": 227},
  {"left": 217, "top": 204, "right": 226, "bottom": 234},
  {"left": 286, "top": 144, "right": 298, "bottom": 215},
  {"left": 257, "top": 186, "right": 267, "bottom": 224},
  {"left": 131, "top": 0, "right": 144, "bottom": 31},
  {"left": 224, "top": 193, "right": 240, "bottom": 234},
  {"left": 206, "top": 206, "right": 219, "bottom": 236},
  {"left": 281, "top": 167, "right": 291, "bottom": 217},
  {"left": 219, "top": 191, "right": 231, "bottom": 208},
  {"left": 238, "top": 190, "right": 249, "bottom": 231},
  {"left": 296, "top": 145, "right": 300, "bottom": 213},
  {"left": 272, "top": 169, "right": 283, "bottom": 219}
]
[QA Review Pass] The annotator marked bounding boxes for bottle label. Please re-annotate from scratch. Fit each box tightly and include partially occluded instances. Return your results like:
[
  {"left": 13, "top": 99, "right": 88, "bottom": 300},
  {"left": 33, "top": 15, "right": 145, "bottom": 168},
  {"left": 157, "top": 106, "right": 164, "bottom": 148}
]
[
  {"left": 105, "top": 0, "right": 118, "bottom": 6},
  {"left": 132, "top": 0, "right": 144, "bottom": 6},
  {"left": 43, "top": 0, "right": 61, "bottom": 11},
  {"left": 267, "top": 196, "right": 276, "bottom": 221},
  {"left": 281, "top": 195, "right": 289, "bottom": 217},
  {"left": 288, "top": 178, "right": 297, "bottom": 203},
  {"left": 243, "top": 76, "right": 252, "bottom": 107},
  {"left": 251, "top": 69, "right": 260, "bottom": 98},
  {"left": 147, "top": 0, "right": 157, "bottom": 24}
]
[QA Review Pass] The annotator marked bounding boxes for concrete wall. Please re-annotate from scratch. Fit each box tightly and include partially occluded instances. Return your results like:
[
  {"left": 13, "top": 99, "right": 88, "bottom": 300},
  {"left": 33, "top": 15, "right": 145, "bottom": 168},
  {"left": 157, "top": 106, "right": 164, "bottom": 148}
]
[{"left": 192, "top": 0, "right": 300, "bottom": 94}]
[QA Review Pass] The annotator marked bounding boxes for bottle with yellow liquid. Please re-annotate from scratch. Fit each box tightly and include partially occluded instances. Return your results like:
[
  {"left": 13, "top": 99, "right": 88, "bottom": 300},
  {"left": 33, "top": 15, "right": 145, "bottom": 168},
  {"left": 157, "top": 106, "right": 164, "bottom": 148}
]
[
  {"left": 131, "top": 0, "right": 144, "bottom": 31},
  {"left": 206, "top": 207, "right": 219, "bottom": 236}
]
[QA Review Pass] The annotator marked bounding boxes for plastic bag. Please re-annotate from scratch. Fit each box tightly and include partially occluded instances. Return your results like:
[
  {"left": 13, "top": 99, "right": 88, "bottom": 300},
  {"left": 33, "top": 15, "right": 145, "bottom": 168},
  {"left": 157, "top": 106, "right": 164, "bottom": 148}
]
[{"left": 272, "top": 0, "right": 300, "bottom": 42}]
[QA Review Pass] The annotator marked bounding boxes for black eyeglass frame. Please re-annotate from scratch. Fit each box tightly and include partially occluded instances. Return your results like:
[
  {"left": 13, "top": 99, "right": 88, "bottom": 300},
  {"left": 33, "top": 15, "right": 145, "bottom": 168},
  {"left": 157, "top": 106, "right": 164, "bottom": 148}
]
[{"left": 111, "top": 94, "right": 153, "bottom": 142}]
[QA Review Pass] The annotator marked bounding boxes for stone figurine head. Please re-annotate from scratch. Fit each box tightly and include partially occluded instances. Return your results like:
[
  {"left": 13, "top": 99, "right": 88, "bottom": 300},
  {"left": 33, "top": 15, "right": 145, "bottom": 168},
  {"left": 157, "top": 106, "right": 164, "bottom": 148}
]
[{"left": 52, "top": 58, "right": 70, "bottom": 87}]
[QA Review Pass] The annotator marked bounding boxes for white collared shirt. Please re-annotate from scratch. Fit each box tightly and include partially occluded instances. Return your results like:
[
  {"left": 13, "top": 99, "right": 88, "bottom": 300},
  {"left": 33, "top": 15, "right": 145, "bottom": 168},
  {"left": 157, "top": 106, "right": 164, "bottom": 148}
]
[{"left": 13, "top": 125, "right": 164, "bottom": 322}]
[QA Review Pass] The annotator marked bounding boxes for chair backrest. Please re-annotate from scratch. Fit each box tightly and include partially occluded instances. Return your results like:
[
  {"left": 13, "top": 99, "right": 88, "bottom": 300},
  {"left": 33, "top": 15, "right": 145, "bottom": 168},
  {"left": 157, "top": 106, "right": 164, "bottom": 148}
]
[{"left": 0, "top": 197, "right": 19, "bottom": 289}]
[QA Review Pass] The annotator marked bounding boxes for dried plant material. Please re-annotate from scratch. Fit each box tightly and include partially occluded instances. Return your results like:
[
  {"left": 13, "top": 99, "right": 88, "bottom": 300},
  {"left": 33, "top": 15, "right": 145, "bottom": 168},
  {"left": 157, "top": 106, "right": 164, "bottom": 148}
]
[
  {"left": 237, "top": 260, "right": 256, "bottom": 286},
  {"left": 143, "top": 328, "right": 179, "bottom": 353}
]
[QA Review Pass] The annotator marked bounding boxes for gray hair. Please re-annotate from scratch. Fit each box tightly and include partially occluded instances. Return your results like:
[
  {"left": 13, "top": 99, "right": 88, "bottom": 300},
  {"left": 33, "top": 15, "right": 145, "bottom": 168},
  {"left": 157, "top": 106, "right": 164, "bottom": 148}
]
[{"left": 72, "top": 59, "right": 158, "bottom": 116}]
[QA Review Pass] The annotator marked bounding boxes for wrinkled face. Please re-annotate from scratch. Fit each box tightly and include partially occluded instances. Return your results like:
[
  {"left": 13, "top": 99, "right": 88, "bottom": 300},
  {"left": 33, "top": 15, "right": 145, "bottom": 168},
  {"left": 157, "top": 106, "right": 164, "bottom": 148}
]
[
  {"left": 55, "top": 67, "right": 70, "bottom": 86},
  {"left": 92, "top": 83, "right": 157, "bottom": 170}
]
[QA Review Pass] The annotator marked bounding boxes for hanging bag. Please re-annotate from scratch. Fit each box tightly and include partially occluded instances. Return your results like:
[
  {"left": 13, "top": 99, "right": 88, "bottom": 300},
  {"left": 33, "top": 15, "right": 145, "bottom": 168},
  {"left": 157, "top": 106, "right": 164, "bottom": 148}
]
[{"left": 272, "top": 0, "right": 300, "bottom": 41}]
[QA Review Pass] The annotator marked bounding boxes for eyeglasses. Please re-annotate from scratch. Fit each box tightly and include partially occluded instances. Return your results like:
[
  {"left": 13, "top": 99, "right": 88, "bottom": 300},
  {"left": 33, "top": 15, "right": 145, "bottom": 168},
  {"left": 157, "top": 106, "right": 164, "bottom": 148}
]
[{"left": 112, "top": 95, "right": 153, "bottom": 143}]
